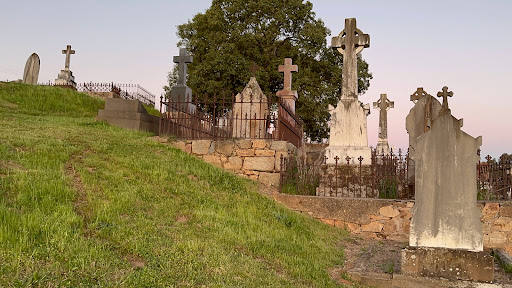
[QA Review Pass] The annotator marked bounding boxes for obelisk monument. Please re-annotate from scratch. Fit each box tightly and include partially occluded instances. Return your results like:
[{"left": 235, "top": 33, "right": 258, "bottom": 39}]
[{"left": 325, "top": 18, "right": 371, "bottom": 164}]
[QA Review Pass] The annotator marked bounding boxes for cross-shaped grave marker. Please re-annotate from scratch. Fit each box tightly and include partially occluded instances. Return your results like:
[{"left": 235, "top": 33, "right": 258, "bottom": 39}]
[
  {"left": 173, "top": 48, "right": 193, "bottom": 86},
  {"left": 278, "top": 58, "right": 298, "bottom": 91},
  {"left": 410, "top": 87, "right": 431, "bottom": 103},
  {"left": 332, "top": 18, "right": 370, "bottom": 99},
  {"left": 276, "top": 58, "right": 299, "bottom": 113},
  {"left": 437, "top": 86, "right": 453, "bottom": 110},
  {"left": 62, "top": 45, "right": 75, "bottom": 71},
  {"left": 373, "top": 94, "right": 394, "bottom": 143}
]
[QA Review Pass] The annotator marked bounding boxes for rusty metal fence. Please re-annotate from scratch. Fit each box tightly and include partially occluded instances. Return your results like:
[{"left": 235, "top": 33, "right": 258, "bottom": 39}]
[
  {"left": 478, "top": 156, "right": 512, "bottom": 201},
  {"left": 281, "top": 150, "right": 512, "bottom": 201},
  {"left": 280, "top": 149, "right": 412, "bottom": 199},
  {"left": 159, "top": 93, "right": 303, "bottom": 147},
  {"left": 39, "top": 81, "right": 156, "bottom": 106}
]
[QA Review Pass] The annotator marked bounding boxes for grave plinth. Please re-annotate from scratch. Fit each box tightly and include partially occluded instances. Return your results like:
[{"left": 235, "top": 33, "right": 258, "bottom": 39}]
[
  {"left": 401, "top": 247, "right": 494, "bottom": 282},
  {"left": 96, "top": 98, "right": 159, "bottom": 134}
]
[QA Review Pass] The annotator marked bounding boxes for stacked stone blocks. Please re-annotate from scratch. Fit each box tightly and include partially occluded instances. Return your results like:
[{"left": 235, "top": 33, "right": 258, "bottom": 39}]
[{"left": 172, "top": 139, "right": 296, "bottom": 187}]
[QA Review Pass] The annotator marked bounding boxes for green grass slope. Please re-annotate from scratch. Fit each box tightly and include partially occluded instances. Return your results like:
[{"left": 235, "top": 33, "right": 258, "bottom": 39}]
[{"left": 0, "top": 83, "right": 348, "bottom": 287}]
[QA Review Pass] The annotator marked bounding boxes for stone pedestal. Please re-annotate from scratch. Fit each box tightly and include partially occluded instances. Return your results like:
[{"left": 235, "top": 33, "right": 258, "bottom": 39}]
[
  {"left": 96, "top": 98, "right": 159, "bottom": 134},
  {"left": 401, "top": 247, "right": 494, "bottom": 282},
  {"left": 327, "top": 98, "right": 371, "bottom": 165},
  {"left": 55, "top": 70, "right": 76, "bottom": 90},
  {"left": 170, "top": 84, "right": 195, "bottom": 113}
]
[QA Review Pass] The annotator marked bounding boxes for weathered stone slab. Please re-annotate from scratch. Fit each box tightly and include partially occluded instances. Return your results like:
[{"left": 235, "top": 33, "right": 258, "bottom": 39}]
[
  {"left": 215, "top": 141, "right": 234, "bottom": 155},
  {"left": 270, "top": 141, "right": 288, "bottom": 152},
  {"left": 255, "top": 150, "right": 275, "bottom": 157},
  {"left": 401, "top": 247, "right": 494, "bottom": 282},
  {"left": 23, "top": 53, "right": 40, "bottom": 85},
  {"left": 409, "top": 89, "right": 483, "bottom": 251},
  {"left": 235, "top": 139, "right": 252, "bottom": 149},
  {"left": 191, "top": 140, "right": 212, "bottom": 155},
  {"left": 223, "top": 156, "right": 243, "bottom": 171},
  {"left": 236, "top": 149, "right": 255, "bottom": 157},
  {"left": 243, "top": 157, "right": 275, "bottom": 172},
  {"left": 501, "top": 204, "right": 512, "bottom": 218},
  {"left": 96, "top": 98, "right": 159, "bottom": 134},
  {"left": 259, "top": 172, "right": 280, "bottom": 187},
  {"left": 232, "top": 78, "right": 269, "bottom": 138},
  {"left": 252, "top": 139, "right": 268, "bottom": 149}
]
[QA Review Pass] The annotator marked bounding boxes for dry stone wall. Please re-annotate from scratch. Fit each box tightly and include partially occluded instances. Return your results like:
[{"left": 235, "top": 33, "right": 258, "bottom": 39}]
[
  {"left": 171, "top": 139, "right": 296, "bottom": 187},
  {"left": 273, "top": 194, "right": 512, "bottom": 252}
]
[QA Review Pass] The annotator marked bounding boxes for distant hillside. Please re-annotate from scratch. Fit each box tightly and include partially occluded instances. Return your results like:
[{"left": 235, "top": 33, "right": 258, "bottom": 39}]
[{"left": 0, "top": 83, "right": 349, "bottom": 287}]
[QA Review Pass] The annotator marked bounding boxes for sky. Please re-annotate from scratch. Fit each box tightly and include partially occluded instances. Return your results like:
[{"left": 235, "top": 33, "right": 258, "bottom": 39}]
[{"left": 1, "top": 0, "right": 511, "bottom": 159}]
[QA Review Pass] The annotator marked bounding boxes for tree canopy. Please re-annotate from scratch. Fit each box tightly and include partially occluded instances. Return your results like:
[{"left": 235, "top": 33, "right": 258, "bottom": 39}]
[{"left": 168, "top": 0, "right": 373, "bottom": 141}]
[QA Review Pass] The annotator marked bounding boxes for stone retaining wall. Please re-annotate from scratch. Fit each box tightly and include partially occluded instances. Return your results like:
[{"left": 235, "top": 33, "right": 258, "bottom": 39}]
[
  {"left": 171, "top": 139, "right": 297, "bottom": 187},
  {"left": 273, "top": 194, "right": 512, "bottom": 253}
]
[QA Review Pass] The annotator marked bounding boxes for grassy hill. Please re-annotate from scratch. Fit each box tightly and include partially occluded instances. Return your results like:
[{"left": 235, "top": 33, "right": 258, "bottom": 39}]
[{"left": 0, "top": 83, "right": 348, "bottom": 287}]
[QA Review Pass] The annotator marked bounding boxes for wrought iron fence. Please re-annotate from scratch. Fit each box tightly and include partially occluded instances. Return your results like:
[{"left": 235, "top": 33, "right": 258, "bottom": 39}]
[
  {"left": 39, "top": 81, "right": 156, "bottom": 106},
  {"left": 478, "top": 157, "right": 512, "bottom": 201},
  {"left": 280, "top": 148, "right": 412, "bottom": 199},
  {"left": 281, "top": 150, "right": 511, "bottom": 201},
  {"left": 159, "top": 93, "right": 303, "bottom": 147}
]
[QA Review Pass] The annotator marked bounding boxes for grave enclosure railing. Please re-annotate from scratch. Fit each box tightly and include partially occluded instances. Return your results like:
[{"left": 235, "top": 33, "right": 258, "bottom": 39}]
[
  {"left": 39, "top": 81, "right": 156, "bottom": 106},
  {"left": 159, "top": 93, "right": 304, "bottom": 147},
  {"left": 281, "top": 150, "right": 512, "bottom": 201}
]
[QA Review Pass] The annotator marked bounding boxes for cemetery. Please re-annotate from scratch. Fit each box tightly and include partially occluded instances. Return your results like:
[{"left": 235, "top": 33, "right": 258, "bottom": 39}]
[{"left": 1, "top": 1, "right": 512, "bottom": 286}]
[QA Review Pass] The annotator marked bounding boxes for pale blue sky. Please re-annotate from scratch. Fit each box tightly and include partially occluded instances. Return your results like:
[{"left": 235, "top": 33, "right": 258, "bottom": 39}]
[{"left": 1, "top": 0, "right": 511, "bottom": 158}]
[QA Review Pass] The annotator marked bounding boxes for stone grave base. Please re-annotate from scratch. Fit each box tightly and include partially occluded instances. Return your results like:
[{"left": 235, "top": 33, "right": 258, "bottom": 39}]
[
  {"left": 401, "top": 246, "right": 494, "bottom": 283},
  {"left": 325, "top": 145, "right": 371, "bottom": 165},
  {"left": 96, "top": 98, "right": 159, "bottom": 134}
]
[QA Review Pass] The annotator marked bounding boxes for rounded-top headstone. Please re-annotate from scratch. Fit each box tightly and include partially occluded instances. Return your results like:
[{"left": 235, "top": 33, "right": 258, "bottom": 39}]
[{"left": 23, "top": 53, "right": 40, "bottom": 85}]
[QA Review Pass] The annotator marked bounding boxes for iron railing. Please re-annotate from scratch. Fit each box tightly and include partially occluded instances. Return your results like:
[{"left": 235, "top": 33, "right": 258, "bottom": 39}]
[
  {"left": 159, "top": 93, "right": 303, "bottom": 147},
  {"left": 39, "top": 81, "right": 156, "bottom": 106},
  {"left": 281, "top": 150, "right": 511, "bottom": 201},
  {"left": 280, "top": 148, "right": 412, "bottom": 199}
]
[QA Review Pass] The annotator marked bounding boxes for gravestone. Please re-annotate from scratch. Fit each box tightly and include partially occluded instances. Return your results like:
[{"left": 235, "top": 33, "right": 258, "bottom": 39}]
[
  {"left": 325, "top": 18, "right": 371, "bottom": 164},
  {"left": 373, "top": 94, "right": 394, "bottom": 155},
  {"left": 22, "top": 53, "right": 40, "bottom": 85},
  {"left": 55, "top": 45, "right": 77, "bottom": 89},
  {"left": 406, "top": 88, "right": 443, "bottom": 186},
  {"left": 276, "top": 58, "right": 298, "bottom": 114},
  {"left": 403, "top": 87, "right": 493, "bottom": 282},
  {"left": 170, "top": 48, "right": 195, "bottom": 113},
  {"left": 232, "top": 77, "right": 269, "bottom": 138}
]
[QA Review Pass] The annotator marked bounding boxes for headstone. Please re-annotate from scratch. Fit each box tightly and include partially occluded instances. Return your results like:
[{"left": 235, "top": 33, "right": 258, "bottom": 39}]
[
  {"left": 325, "top": 18, "right": 371, "bottom": 164},
  {"left": 373, "top": 94, "right": 394, "bottom": 155},
  {"left": 170, "top": 48, "right": 195, "bottom": 113},
  {"left": 406, "top": 88, "right": 443, "bottom": 186},
  {"left": 55, "top": 45, "right": 77, "bottom": 89},
  {"left": 408, "top": 86, "right": 483, "bottom": 251},
  {"left": 22, "top": 53, "right": 40, "bottom": 85},
  {"left": 276, "top": 58, "right": 298, "bottom": 113},
  {"left": 232, "top": 77, "right": 269, "bottom": 138},
  {"left": 403, "top": 87, "right": 493, "bottom": 282}
]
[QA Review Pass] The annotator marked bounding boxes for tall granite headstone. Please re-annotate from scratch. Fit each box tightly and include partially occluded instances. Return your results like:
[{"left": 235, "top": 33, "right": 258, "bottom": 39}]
[
  {"left": 170, "top": 48, "right": 195, "bottom": 112},
  {"left": 276, "top": 58, "right": 298, "bottom": 114},
  {"left": 55, "top": 45, "right": 77, "bottom": 89},
  {"left": 326, "top": 18, "right": 371, "bottom": 164},
  {"left": 232, "top": 77, "right": 269, "bottom": 138},
  {"left": 373, "top": 94, "right": 394, "bottom": 155},
  {"left": 22, "top": 53, "right": 40, "bottom": 85}
]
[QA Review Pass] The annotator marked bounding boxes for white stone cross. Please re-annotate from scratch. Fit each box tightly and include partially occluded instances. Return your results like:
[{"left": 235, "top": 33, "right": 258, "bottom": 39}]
[
  {"left": 278, "top": 58, "right": 298, "bottom": 90},
  {"left": 173, "top": 48, "right": 193, "bottom": 86},
  {"left": 437, "top": 86, "right": 453, "bottom": 109},
  {"left": 62, "top": 45, "right": 75, "bottom": 71},
  {"left": 373, "top": 94, "right": 394, "bottom": 141},
  {"left": 332, "top": 18, "right": 370, "bottom": 99}
]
